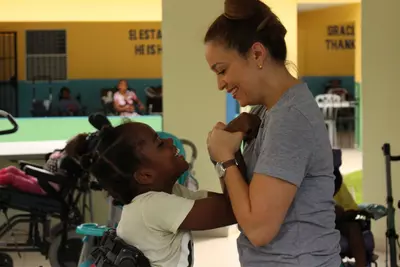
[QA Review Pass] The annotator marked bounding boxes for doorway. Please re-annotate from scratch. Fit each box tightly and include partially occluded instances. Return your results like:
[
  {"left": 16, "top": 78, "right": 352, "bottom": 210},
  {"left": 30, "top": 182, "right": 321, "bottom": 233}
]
[{"left": 0, "top": 32, "right": 18, "bottom": 116}]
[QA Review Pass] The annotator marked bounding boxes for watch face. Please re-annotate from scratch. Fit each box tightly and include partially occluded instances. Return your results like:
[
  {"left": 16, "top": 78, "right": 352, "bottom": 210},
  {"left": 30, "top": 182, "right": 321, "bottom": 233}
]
[{"left": 215, "top": 162, "right": 225, "bottom": 178}]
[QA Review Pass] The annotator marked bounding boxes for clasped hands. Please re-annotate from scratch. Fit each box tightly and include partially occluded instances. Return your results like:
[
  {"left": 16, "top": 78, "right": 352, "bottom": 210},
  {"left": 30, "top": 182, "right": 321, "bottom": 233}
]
[{"left": 207, "top": 112, "right": 261, "bottom": 163}]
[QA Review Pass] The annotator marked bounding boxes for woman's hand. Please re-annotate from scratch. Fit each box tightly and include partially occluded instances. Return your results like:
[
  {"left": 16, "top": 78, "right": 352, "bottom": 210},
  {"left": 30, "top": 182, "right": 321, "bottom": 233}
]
[{"left": 207, "top": 122, "right": 244, "bottom": 162}]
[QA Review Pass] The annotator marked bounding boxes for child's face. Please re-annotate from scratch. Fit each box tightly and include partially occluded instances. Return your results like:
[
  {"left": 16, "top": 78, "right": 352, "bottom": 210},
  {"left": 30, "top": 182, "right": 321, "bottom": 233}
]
[
  {"left": 127, "top": 123, "right": 189, "bottom": 188},
  {"left": 118, "top": 80, "right": 128, "bottom": 92}
]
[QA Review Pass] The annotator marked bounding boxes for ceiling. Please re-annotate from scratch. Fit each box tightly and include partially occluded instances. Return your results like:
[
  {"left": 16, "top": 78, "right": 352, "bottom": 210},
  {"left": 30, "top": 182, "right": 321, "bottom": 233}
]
[{"left": 298, "top": 3, "right": 350, "bottom": 12}]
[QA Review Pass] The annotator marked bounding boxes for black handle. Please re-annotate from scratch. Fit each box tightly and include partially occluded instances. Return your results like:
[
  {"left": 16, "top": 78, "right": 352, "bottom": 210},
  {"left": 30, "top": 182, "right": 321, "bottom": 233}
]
[
  {"left": 0, "top": 110, "right": 18, "bottom": 135},
  {"left": 383, "top": 143, "right": 391, "bottom": 156},
  {"left": 382, "top": 143, "right": 400, "bottom": 161}
]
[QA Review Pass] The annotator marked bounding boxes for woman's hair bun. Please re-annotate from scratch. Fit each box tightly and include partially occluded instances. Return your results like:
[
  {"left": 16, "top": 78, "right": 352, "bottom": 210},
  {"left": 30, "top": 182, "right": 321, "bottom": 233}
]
[
  {"left": 224, "top": 0, "right": 259, "bottom": 19},
  {"left": 256, "top": 14, "right": 287, "bottom": 38}
]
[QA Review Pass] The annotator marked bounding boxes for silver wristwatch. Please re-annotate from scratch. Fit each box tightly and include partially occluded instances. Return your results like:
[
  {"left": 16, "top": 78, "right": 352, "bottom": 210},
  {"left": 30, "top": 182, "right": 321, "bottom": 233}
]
[{"left": 215, "top": 159, "right": 238, "bottom": 178}]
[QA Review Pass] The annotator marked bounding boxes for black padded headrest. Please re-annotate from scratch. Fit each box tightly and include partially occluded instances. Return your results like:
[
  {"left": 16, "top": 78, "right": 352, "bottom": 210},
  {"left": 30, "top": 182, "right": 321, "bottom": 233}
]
[
  {"left": 59, "top": 156, "right": 83, "bottom": 177},
  {"left": 89, "top": 113, "right": 111, "bottom": 131}
]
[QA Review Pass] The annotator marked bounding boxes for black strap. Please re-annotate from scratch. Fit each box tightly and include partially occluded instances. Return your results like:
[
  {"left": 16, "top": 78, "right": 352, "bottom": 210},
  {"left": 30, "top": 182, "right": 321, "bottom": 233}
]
[{"left": 90, "top": 229, "right": 151, "bottom": 267}]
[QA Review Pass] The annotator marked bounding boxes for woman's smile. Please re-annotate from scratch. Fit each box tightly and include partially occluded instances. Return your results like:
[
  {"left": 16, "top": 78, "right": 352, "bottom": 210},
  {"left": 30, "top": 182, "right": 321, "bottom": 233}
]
[{"left": 228, "top": 86, "right": 239, "bottom": 99}]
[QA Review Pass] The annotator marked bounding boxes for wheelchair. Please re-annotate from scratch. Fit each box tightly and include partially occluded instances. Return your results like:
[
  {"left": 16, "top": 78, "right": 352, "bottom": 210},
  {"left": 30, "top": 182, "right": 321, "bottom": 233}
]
[
  {"left": 0, "top": 156, "right": 97, "bottom": 267},
  {"left": 333, "top": 149, "right": 387, "bottom": 267},
  {"left": 339, "top": 204, "right": 387, "bottom": 267},
  {"left": 0, "top": 110, "right": 98, "bottom": 267}
]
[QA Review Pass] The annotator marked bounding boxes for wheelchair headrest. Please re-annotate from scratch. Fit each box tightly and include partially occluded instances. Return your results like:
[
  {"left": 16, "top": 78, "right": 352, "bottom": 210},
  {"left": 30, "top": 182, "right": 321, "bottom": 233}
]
[
  {"left": 157, "top": 131, "right": 189, "bottom": 185},
  {"left": 59, "top": 156, "right": 84, "bottom": 177},
  {"left": 157, "top": 132, "right": 186, "bottom": 158},
  {"left": 82, "top": 113, "right": 112, "bottom": 160},
  {"left": 89, "top": 113, "right": 112, "bottom": 131}
]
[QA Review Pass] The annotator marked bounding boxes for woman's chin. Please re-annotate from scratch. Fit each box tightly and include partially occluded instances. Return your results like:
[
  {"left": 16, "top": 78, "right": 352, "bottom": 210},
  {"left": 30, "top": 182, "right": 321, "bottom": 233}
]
[{"left": 237, "top": 99, "right": 250, "bottom": 107}]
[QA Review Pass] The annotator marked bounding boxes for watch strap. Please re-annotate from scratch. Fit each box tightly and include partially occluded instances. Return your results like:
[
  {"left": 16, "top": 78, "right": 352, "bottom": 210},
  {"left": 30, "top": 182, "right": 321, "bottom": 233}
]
[{"left": 221, "top": 159, "right": 237, "bottom": 169}]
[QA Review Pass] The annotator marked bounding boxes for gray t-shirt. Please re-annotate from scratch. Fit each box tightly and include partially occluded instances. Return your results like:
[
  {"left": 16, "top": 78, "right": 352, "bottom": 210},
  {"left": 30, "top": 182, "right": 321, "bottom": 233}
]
[{"left": 239, "top": 83, "right": 341, "bottom": 267}]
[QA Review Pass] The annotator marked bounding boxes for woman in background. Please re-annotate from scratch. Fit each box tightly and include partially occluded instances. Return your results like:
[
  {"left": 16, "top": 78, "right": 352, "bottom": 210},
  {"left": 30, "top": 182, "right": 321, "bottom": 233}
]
[{"left": 113, "top": 79, "right": 145, "bottom": 117}]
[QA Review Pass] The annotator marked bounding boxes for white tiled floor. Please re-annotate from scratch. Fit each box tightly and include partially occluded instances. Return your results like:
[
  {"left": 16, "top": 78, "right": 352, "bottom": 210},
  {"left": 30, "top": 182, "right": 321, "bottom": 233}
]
[
  {"left": 193, "top": 232, "right": 393, "bottom": 267},
  {"left": 5, "top": 235, "right": 394, "bottom": 267},
  {"left": 341, "top": 148, "right": 362, "bottom": 175},
  {"left": 7, "top": 149, "right": 368, "bottom": 267}
]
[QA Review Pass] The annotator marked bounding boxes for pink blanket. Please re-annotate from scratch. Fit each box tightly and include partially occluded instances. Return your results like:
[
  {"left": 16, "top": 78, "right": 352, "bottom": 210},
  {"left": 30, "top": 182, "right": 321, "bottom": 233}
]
[{"left": 0, "top": 166, "right": 60, "bottom": 195}]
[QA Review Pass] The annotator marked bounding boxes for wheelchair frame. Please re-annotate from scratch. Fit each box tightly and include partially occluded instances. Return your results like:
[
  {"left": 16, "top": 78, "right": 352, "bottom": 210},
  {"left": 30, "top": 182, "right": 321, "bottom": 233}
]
[
  {"left": 382, "top": 143, "right": 400, "bottom": 267},
  {"left": 0, "top": 158, "right": 96, "bottom": 265}
]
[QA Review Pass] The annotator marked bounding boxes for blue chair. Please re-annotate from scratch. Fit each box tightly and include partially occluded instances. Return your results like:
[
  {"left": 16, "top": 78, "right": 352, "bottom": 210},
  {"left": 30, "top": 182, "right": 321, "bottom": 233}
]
[{"left": 157, "top": 131, "right": 188, "bottom": 186}]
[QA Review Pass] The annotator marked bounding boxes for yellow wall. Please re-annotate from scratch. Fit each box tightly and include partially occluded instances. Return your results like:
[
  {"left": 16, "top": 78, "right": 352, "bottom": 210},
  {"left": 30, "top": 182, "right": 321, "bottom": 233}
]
[
  {"left": 0, "top": 22, "right": 162, "bottom": 80},
  {"left": 298, "top": 0, "right": 360, "bottom": 3},
  {"left": 0, "top": 0, "right": 162, "bottom": 22},
  {"left": 298, "top": 4, "right": 360, "bottom": 76},
  {"left": 265, "top": 0, "right": 298, "bottom": 71},
  {"left": 354, "top": 6, "right": 361, "bottom": 82},
  {"left": 0, "top": 32, "right": 16, "bottom": 81}
]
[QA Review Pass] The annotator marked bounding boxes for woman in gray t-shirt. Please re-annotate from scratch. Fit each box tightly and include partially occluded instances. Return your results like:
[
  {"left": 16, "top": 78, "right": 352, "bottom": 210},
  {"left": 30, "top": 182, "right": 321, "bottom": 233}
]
[{"left": 205, "top": 0, "right": 341, "bottom": 266}]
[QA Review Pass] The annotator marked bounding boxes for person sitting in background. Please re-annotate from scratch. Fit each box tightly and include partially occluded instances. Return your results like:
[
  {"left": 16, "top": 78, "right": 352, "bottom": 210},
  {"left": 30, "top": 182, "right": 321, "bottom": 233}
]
[
  {"left": 113, "top": 79, "right": 145, "bottom": 117},
  {"left": 334, "top": 169, "right": 367, "bottom": 267},
  {"left": 324, "top": 79, "right": 350, "bottom": 101},
  {"left": 59, "top": 87, "right": 82, "bottom": 116}
]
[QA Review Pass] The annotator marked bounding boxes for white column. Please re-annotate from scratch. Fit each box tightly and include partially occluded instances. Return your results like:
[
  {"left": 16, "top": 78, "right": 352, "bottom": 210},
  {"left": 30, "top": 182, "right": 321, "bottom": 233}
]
[
  {"left": 162, "top": 0, "right": 228, "bottom": 237},
  {"left": 362, "top": 0, "right": 400, "bottom": 251}
]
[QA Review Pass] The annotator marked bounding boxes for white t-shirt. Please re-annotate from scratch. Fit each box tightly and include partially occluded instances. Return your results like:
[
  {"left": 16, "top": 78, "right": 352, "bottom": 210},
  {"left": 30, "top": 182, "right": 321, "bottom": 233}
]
[{"left": 117, "top": 184, "right": 208, "bottom": 267}]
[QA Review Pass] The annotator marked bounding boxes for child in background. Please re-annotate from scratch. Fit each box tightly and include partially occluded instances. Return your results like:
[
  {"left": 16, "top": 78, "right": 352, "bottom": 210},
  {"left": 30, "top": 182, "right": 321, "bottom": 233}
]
[{"left": 113, "top": 79, "right": 145, "bottom": 117}]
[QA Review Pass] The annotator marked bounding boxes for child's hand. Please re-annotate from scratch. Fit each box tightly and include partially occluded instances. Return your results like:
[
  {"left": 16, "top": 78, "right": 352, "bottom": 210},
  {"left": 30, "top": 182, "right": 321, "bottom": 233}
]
[
  {"left": 225, "top": 113, "right": 261, "bottom": 140},
  {"left": 125, "top": 106, "right": 134, "bottom": 112},
  {"left": 50, "top": 151, "right": 62, "bottom": 159}
]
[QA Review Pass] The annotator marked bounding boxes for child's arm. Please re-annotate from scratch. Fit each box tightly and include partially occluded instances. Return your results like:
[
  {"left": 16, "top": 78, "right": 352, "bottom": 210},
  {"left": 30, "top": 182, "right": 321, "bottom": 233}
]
[
  {"left": 173, "top": 183, "right": 226, "bottom": 200},
  {"left": 142, "top": 191, "right": 236, "bottom": 233},
  {"left": 179, "top": 195, "right": 236, "bottom": 231},
  {"left": 173, "top": 184, "right": 237, "bottom": 225}
]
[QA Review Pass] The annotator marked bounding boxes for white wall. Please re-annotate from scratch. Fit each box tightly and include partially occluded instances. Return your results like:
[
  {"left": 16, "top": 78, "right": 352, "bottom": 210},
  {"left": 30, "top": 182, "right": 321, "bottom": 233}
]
[{"left": 362, "top": 0, "right": 400, "bottom": 251}]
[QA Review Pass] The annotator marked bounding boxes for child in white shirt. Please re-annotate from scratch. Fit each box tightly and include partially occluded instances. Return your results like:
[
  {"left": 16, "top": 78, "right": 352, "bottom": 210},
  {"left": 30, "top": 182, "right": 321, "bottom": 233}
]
[{"left": 77, "top": 121, "right": 236, "bottom": 267}]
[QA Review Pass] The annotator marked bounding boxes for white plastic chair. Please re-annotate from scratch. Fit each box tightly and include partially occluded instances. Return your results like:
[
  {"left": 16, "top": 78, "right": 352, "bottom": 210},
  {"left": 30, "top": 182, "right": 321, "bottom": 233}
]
[{"left": 315, "top": 94, "right": 341, "bottom": 147}]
